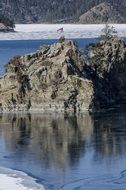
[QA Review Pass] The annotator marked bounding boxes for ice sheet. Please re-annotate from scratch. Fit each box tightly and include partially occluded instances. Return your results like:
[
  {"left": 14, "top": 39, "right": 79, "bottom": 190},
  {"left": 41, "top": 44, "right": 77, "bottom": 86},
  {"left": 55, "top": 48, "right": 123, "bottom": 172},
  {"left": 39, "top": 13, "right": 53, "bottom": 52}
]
[
  {"left": 0, "top": 167, "right": 44, "bottom": 190},
  {"left": 0, "top": 24, "right": 126, "bottom": 40}
]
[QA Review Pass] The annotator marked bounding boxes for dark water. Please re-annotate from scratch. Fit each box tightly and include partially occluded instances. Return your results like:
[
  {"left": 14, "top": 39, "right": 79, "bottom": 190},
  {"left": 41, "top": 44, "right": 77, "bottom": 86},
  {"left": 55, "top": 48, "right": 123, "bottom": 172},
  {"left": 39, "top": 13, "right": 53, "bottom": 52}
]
[
  {"left": 0, "top": 38, "right": 97, "bottom": 75},
  {"left": 1, "top": 108, "right": 126, "bottom": 190}
]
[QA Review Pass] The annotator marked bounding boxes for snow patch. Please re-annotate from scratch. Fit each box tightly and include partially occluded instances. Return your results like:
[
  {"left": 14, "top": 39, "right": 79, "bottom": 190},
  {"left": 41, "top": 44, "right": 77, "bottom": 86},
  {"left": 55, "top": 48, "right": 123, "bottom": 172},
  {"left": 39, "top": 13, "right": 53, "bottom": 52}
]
[{"left": 0, "top": 167, "right": 44, "bottom": 190}]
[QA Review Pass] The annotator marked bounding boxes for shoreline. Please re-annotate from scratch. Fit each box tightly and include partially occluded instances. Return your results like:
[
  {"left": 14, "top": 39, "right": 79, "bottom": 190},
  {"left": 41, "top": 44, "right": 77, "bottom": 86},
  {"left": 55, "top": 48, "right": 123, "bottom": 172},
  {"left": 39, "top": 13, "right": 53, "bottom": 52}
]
[
  {"left": 0, "top": 105, "right": 121, "bottom": 115},
  {"left": 0, "top": 167, "right": 44, "bottom": 190},
  {"left": 0, "top": 107, "right": 90, "bottom": 115}
]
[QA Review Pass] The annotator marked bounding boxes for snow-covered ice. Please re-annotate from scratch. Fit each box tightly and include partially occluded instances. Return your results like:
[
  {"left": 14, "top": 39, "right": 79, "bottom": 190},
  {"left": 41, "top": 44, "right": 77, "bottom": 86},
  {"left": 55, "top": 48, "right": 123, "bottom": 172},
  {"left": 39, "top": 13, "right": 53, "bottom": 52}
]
[
  {"left": 0, "top": 167, "right": 44, "bottom": 190},
  {"left": 0, "top": 24, "right": 126, "bottom": 40}
]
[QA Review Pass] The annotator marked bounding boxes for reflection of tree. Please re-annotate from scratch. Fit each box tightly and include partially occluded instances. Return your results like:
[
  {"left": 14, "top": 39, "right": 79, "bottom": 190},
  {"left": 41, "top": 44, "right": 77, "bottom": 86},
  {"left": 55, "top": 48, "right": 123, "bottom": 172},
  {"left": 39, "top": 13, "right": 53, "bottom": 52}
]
[{"left": 0, "top": 113, "right": 93, "bottom": 170}]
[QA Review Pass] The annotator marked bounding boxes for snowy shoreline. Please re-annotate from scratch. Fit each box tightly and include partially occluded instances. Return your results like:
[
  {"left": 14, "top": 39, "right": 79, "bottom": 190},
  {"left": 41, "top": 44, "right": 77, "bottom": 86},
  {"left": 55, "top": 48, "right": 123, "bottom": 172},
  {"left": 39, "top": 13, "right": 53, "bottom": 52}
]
[
  {"left": 0, "top": 24, "right": 126, "bottom": 40},
  {"left": 0, "top": 167, "right": 44, "bottom": 190}
]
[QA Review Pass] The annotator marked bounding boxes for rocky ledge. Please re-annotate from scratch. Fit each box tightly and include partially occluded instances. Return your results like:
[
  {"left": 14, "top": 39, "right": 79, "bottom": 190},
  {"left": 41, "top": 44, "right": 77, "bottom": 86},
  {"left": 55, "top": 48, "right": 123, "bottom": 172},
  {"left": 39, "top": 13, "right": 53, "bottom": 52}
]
[
  {"left": 0, "top": 23, "right": 14, "bottom": 32},
  {"left": 1, "top": 36, "right": 126, "bottom": 113}
]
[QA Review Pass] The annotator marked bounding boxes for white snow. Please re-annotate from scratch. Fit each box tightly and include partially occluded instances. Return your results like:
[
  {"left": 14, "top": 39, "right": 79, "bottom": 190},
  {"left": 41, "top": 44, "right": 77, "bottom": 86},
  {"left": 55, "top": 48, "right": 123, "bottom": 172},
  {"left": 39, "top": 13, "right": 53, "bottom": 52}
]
[
  {"left": 0, "top": 24, "right": 126, "bottom": 40},
  {"left": 0, "top": 174, "right": 32, "bottom": 190},
  {"left": 0, "top": 167, "right": 44, "bottom": 190}
]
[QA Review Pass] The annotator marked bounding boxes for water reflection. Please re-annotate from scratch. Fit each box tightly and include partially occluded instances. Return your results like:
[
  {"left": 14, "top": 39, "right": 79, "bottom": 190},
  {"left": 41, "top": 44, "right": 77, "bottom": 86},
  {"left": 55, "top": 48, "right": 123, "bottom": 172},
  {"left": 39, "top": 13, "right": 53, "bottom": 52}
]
[
  {"left": 0, "top": 110, "right": 126, "bottom": 189},
  {"left": 0, "top": 113, "right": 93, "bottom": 169},
  {"left": 92, "top": 111, "right": 126, "bottom": 160}
]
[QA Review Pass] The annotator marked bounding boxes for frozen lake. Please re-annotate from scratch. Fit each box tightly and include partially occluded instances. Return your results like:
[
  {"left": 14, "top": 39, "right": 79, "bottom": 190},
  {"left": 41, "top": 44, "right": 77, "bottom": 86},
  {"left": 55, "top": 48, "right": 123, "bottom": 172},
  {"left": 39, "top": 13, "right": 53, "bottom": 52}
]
[{"left": 0, "top": 24, "right": 126, "bottom": 40}]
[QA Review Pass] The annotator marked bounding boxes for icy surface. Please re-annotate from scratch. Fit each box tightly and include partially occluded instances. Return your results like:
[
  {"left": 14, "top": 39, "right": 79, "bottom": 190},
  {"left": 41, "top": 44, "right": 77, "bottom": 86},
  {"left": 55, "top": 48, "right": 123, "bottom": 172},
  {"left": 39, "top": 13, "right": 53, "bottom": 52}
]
[
  {"left": 0, "top": 167, "right": 44, "bottom": 190},
  {"left": 0, "top": 24, "right": 126, "bottom": 40}
]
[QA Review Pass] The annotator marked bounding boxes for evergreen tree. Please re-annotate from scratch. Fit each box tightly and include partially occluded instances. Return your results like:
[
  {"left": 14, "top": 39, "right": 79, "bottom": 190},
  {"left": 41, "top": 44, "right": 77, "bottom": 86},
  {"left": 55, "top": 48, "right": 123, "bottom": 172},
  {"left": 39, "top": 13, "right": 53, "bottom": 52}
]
[{"left": 100, "top": 24, "right": 117, "bottom": 40}]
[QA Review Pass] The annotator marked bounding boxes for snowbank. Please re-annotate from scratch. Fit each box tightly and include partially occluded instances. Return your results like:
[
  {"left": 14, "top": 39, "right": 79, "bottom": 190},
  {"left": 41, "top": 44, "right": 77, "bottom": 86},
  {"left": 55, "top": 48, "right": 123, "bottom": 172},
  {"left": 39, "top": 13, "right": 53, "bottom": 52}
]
[
  {"left": 0, "top": 24, "right": 126, "bottom": 40},
  {"left": 0, "top": 167, "right": 44, "bottom": 190}
]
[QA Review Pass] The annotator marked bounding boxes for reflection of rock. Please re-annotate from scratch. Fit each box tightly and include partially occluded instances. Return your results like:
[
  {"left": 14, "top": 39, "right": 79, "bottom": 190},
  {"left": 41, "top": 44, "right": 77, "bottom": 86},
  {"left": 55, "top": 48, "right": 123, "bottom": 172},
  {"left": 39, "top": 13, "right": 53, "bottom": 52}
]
[
  {"left": 0, "top": 114, "right": 31, "bottom": 151},
  {"left": 92, "top": 109, "right": 126, "bottom": 159},
  {"left": 0, "top": 113, "right": 93, "bottom": 168},
  {"left": 1, "top": 110, "right": 126, "bottom": 169}
]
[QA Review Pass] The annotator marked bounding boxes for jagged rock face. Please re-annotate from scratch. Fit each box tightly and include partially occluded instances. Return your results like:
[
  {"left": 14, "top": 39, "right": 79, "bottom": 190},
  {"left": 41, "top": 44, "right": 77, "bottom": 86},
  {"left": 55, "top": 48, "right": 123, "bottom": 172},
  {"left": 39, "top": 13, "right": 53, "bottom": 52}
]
[
  {"left": 89, "top": 37, "right": 126, "bottom": 107},
  {"left": 1, "top": 37, "right": 126, "bottom": 113},
  {"left": 0, "top": 39, "right": 94, "bottom": 113}
]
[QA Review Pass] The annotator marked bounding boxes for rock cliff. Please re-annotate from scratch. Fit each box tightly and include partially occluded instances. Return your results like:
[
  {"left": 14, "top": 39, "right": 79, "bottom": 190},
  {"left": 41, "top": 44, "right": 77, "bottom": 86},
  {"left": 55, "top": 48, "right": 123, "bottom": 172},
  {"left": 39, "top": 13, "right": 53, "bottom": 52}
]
[
  {"left": 1, "top": 36, "right": 126, "bottom": 113},
  {"left": 89, "top": 37, "right": 126, "bottom": 109},
  {"left": 0, "top": 38, "right": 94, "bottom": 113}
]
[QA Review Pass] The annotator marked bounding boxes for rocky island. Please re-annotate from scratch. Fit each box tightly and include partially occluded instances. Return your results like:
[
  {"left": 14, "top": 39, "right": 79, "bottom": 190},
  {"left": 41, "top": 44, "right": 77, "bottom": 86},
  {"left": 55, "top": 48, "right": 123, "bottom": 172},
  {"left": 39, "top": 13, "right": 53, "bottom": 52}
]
[{"left": 1, "top": 29, "right": 126, "bottom": 113}]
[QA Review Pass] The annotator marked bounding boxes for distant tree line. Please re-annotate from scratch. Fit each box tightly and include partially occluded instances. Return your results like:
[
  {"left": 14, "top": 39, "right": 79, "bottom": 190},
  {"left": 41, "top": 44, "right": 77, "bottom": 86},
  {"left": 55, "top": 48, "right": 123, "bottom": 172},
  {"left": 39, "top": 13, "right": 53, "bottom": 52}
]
[{"left": 0, "top": 0, "right": 125, "bottom": 23}]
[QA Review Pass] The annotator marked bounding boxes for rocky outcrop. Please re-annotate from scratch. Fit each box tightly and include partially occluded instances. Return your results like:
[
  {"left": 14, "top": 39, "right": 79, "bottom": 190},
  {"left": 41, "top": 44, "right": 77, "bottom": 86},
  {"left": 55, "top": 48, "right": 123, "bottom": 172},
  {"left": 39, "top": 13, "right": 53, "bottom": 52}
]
[
  {"left": 1, "top": 36, "right": 126, "bottom": 113},
  {"left": 0, "top": 23, "right": 14, "bottom": 32},
  {"left": 0, "top": 39, "right": 94, "bottom": 113},
  {"left": 79, "top": 2, "right": 124, "bottom": 24},
  {"left": 89, "top": 37, "right": 126, "bottom": 110}
]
